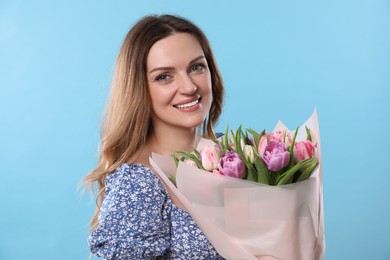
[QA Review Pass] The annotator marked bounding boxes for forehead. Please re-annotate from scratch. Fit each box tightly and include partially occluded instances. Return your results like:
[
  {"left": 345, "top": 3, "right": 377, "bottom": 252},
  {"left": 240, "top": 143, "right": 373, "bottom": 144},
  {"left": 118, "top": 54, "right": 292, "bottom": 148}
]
[{"left": 147, "top": 33, "right": 204, "bottom": 69}]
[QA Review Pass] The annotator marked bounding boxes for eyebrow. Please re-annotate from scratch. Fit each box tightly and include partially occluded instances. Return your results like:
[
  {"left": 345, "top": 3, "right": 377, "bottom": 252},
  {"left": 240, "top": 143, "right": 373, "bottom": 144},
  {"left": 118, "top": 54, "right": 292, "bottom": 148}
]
[{"left": 148, "top": 55, "right": 206, "bottom": 74}]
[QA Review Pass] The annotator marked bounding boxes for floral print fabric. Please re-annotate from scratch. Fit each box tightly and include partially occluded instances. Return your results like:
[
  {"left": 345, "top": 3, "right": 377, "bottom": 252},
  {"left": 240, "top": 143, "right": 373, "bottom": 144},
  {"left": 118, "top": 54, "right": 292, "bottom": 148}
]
[{"left": 89, "top": 163, "right": 223, "bottom": 259}]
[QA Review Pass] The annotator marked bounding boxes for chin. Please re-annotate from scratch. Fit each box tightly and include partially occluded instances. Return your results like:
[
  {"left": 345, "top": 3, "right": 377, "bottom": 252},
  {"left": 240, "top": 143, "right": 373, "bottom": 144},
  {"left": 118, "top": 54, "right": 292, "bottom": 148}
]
[{"left": 181, "top": 117, "right": 207, "bottom": 129}]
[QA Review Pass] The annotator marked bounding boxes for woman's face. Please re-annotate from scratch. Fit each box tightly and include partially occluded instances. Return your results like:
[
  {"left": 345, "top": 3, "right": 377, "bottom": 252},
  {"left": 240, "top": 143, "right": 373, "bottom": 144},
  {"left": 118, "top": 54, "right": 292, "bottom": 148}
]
[{"left": 147, "top": 33, "right": 212, "bottom": 132}]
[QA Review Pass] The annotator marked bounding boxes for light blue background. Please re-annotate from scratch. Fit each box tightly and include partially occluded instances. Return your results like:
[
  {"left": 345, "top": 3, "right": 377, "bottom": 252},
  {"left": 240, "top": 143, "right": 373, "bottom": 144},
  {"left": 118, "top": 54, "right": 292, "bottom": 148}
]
[{"left": 1, "top": 0, "right": 389, "bottom": 259}]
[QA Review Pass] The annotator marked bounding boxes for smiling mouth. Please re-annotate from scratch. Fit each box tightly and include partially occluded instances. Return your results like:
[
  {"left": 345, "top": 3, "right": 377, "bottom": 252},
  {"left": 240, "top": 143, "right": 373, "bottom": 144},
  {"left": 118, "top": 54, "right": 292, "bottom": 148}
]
[{"left": 173, "top": 97, "right": 201, "bottom": 109}]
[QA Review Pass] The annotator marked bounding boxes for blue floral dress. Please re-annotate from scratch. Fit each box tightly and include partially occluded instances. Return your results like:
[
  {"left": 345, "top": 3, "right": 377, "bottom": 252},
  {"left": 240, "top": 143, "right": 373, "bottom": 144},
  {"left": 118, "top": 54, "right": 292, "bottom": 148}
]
[{"left": 89, "top": 163, "right": 224, "bottom": 259}]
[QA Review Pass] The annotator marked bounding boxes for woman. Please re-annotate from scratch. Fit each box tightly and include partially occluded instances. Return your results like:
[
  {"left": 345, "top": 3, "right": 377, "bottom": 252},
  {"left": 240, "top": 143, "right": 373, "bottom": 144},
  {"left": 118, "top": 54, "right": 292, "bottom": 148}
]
[{"left": 84, "top": 14, "right": 224, "bottom": 259}]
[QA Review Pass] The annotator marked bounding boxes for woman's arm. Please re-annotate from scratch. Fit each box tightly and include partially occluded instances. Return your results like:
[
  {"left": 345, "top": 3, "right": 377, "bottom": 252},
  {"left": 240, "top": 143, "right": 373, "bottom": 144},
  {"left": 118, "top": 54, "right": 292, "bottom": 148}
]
[{"left": 89, "top": 164, "right": 171, "bottom": 259}]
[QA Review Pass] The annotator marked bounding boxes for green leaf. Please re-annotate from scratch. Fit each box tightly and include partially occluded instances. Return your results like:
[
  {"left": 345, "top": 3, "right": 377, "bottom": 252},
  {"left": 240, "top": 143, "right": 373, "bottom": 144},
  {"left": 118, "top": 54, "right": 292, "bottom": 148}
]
[
  {"left": 287, "top": 127, "right": 299, "bottom": 169},
  {"left": 247, "top": 129, "right": 265, "bottom": 149},
  {"left": 235, "top": 126, "right": 244, "bottom": 155},
  {"left": 172, "top": 153, "right": 180, "bottom": 168},
  {"left": 243, "top": 131, "right": 250, "bottom": 145},
  {"left": 193, "top": 148, "right": 201, "bottom": 159},
  {"left": 295, "top": 158, "right": 318, "bottom": 182},
  {"left": 305, "top": 126, "right": 312, "bottom": 141},
  {"left": 247, "top": 129, "right": 259, "bottom": 146},
  {"left": 168, "top": 175, "right": 176, "bottom": 186},
  {"left": 276, "top": 158, "right": 316, "bottom": 185},
  {"left": 254, "top": 155, "right": 270, "bottom": 185},
  {"left": 246, "top": 165, "right": 257, "bottom": 182},
  {"left": 177, "top": 151, "right": 205, "bottom": 170}
]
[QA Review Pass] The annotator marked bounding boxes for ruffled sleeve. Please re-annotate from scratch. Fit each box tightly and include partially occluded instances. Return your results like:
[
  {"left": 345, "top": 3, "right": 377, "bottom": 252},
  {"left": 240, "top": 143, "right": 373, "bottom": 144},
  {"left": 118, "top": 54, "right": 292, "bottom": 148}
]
[{"left": 89, "top": 164, "right": 172, "bottom": 259}]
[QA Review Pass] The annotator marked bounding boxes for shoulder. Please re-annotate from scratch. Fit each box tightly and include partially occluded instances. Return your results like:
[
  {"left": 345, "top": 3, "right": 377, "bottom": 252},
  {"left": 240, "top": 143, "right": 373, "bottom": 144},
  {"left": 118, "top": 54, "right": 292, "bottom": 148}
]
[
  {"left": 99, "top": 163, "right": 168, "bottom": 220},
  {"left": 105, "top": 163, "right": 165, "bottom": 195}
]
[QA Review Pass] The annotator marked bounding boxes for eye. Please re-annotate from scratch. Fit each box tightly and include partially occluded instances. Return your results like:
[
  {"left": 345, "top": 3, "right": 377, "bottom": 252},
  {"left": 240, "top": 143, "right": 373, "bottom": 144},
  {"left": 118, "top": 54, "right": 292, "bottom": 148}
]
[
  {"left": 190, "top": 63, "right": 206, "bottom": 73},
  {"left": 155, "top": 73, "right": 171, "bottom": 82}
]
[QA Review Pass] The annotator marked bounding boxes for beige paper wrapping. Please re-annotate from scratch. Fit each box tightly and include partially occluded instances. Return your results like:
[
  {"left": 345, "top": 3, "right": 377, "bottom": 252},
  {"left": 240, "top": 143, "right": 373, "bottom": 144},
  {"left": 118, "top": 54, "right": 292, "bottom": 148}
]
[{"left": 150, "top": 109, "right": 325, "bottom": 260}]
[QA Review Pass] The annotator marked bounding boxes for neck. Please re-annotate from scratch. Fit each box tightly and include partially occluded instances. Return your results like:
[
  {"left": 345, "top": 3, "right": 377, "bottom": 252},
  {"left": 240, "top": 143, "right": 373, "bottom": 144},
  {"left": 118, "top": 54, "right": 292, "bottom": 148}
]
[{"left": 147, "top": 126, "right": 199, "bottom": 157}]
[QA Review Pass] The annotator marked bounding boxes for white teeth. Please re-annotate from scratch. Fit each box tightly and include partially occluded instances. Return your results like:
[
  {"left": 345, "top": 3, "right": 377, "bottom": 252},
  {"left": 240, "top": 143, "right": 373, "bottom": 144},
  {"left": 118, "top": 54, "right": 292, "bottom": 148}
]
[{"left": 175, "top": 99, "right": 199, "bottom": 109}]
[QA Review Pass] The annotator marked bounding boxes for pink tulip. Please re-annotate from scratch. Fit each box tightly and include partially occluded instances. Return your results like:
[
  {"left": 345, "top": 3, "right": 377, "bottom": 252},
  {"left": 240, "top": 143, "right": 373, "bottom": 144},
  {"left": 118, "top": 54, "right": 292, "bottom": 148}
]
[
  {"left": 200, "top": 146, "right": 220, "bottom": 171},
  {"left": 184, "top": 159, "right": 198, "bottom": 168},
  {"left": 212, "top": 169, "right": 223, "bottom": 175},
  {"left": 218, "top": 151, "right": 246, "bottom": 179},
  {"left": 243, "top": 145, "right": 255, "bottom": 164},
  {"left": 294, "top": 140, "right": 316, "bottom": 163},
  {"left": 263, "top": 141, "right": 290, "bottom": 171},
  {"left": 258, "top": 131, "right": 292, "bottom": 157},
  {"left": 258, "top": 135, "right": 268, "bottom": 158}
]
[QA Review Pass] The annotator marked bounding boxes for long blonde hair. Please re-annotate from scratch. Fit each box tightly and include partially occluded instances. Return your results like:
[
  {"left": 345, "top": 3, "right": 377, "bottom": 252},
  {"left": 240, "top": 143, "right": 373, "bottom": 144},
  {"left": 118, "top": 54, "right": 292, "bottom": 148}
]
[{"left": 84, "top": 14, "right": 224, "bottom": 230}]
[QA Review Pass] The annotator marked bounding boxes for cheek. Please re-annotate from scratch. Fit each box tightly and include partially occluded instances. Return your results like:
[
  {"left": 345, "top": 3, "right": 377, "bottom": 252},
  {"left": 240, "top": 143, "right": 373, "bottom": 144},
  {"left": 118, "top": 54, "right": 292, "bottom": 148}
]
[
  {"left": 197, "top": 76, "right": 213, "bottom": 107},
  {"left": 195, "top": 73, "right": 212, "bottom": 94},
  {"left": 149, "top": 85, "right": 176, "bottom": 106},
  {"left": 205, "top": 77, "right": 213, "bottom": 99}
]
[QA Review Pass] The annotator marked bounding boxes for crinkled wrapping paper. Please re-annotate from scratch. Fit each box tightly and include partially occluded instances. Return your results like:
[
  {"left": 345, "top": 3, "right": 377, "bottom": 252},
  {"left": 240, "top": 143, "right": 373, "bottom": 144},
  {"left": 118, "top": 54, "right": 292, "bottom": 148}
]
[{"left": 150, "top": 109, "right": 325, "bottom": 260}]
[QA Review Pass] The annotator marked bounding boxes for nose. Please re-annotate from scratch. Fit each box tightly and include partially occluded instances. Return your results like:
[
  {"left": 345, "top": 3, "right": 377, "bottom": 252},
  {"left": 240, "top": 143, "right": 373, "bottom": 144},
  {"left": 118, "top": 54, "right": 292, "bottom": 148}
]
[{"left": 177, "top": 73, "right": 197, "bottom": 95}]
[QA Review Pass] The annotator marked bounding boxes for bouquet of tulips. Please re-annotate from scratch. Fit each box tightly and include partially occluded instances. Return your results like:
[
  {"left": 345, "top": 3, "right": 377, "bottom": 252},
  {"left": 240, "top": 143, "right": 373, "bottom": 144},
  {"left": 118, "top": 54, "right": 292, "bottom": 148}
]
[
  {"left": 173, "top": 124, "right": 318, "bottom": 186},
  {"left": 150, "top": 110, "right": 325, "bottom": 260}
]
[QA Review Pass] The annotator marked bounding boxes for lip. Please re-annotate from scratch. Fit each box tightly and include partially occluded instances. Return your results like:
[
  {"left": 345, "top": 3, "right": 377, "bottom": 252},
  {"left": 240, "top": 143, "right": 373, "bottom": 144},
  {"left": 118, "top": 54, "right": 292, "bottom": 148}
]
[
  {"left": 172, "top": 95, "right": 202, "bottom": 112},
  {"left": 173, "top": 95, "right": 201, "bottom": 106},
  {"left": 174, "top": 101, "right": 201, "bottom": 112}
]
